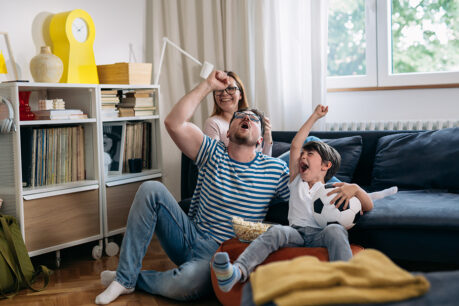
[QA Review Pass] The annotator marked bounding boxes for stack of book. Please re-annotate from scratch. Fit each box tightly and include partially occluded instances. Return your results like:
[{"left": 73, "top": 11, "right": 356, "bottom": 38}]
[
  {"left": 100, "top": 89, "right": 120, "bottom": 119},
  {"left": 33, "top": 109, "right": 88, "bottom": 120},
  {"left": 118, "top": 89, "right": 157, "bottom": 117},
  {"left": 20, "top": 126, "right": 86, "bottom": 187},
  {"left": 38, "top": 99, "right": 65, "bottom": 110},
  {"left": 123, "top": 122, "right": 152, "bottom": 172}
]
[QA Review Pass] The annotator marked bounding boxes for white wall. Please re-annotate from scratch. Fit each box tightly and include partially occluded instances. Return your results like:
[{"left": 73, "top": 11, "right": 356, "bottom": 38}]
[
  {"left": 326, "top": 88, "right": 459, "bottom": 123},
  {"left": 0, "top": 0, "right": 147, "bottom": 81}
]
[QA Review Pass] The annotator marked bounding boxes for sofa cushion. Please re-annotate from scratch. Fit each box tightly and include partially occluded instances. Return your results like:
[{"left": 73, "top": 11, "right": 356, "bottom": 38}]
[
  {"left": 272, "top": 141, "right": 291, "bottom": 158},
  {"left": 371, "top": 128, "right": 459, "bottom": 191},
  {"left": 355, "top": 190, "right": 459, "bottom": 230},
  {"left": 350, "top": 190, "right": 459, "bottom": 264},
  {"left": 273, "top": 136, "right": 363, "bottom": 183},
  {"left": 325, "top": 136, "right": 363, "bottom": 182},
  {"left": 273, "top": 136, "right": 322, "bottom": 159}
]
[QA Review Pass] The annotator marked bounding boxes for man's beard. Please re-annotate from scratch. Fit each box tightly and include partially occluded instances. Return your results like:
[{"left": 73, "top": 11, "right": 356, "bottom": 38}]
[{"left": 229, "top": 131, "right": 258, "bottom": 146}]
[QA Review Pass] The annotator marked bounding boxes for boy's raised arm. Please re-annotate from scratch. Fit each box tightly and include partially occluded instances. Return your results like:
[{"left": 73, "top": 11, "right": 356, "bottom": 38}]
[
  {"left": 164, "top": 71, "right": 229, "bottom": 160},
  {"left": 289, "top": 105, "right": 328, "bottom": 182}
]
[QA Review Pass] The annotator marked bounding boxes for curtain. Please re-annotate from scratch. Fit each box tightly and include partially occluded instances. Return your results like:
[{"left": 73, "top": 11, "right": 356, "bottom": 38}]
[
  {"left": 246, "top": 0, "right": 329, "bottom": 131},
  {"left": 149, "top": 0, "right": 225, "bottom": 199},
  {"left": 148, "top": 0, "right": 328, "bottom": 199}
]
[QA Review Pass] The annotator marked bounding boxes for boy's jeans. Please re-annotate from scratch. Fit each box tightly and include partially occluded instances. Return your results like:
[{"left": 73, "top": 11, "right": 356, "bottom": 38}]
[
  {"left": 235, "top": 224, "right": 352, "bottom": 279},
  {"left": 114, "top": 181, "right": 219, "bottom": 301}
]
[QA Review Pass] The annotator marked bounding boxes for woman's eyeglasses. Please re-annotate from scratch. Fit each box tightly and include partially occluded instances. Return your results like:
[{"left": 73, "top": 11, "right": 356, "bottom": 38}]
[
  {"left": 233, "top": 111, "right": 260, "bottom": 123},
  {"left": 214, "top": 86, "right": 239, "bottom": 96}
]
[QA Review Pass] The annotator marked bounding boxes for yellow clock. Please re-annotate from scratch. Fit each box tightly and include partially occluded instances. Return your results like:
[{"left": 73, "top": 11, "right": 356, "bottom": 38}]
[{"left": 49, "top": 9, "right": 99, "bottom": 84}]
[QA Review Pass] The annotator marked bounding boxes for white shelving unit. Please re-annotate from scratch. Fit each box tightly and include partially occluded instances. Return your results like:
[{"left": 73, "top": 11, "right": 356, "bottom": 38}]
[
  {"left": 97, "top": 84, "right": 162, "bottom": 256},
  {"left": 0, "top": 82, "right": 162, "bottom": 263}
]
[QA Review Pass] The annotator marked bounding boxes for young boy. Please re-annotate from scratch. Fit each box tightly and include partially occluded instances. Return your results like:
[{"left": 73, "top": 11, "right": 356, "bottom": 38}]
[{"left": 212, "top": 105, "right": 374, "bottom": 292}]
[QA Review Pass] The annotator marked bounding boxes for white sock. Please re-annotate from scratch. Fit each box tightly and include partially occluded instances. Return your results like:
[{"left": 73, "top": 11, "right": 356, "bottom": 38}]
[
  {"left": 369, "top": 186, "right": 398, "bottom": 201},
  {"left": 100, "top": 270, "right": 117, "bottom": 287},
  {"left": 95, "top": 280, "right": 134, "bottom": 305}
]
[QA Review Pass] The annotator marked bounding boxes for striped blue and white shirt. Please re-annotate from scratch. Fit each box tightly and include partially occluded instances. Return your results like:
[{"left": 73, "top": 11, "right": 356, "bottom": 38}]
[{"left": 189, "top": 136, "right": 290, "bottom": 243}]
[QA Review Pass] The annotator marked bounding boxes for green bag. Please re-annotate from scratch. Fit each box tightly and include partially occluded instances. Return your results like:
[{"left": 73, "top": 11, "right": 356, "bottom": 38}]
[{"left": 0, "top": 214, "right": 51, "bottom": 298}]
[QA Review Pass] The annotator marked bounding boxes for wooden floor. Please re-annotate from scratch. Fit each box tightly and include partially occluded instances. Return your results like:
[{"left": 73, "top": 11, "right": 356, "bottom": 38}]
[{"left": 0, "top": 236, "right": 220, "bottom": 306}]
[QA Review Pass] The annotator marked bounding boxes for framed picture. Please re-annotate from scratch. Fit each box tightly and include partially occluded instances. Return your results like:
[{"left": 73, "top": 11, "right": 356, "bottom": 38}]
[
  {"left": 0, "top": 32, "right": 18, "bottom": 82},
  {"left": 103, "top": 122, "right": 126, "bottom": 175}
]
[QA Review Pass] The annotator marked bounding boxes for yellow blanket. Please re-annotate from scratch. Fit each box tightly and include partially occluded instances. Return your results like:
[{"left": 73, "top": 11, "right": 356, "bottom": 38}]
[{"left": 250, "top": 249, "right": 429, "bottom": 306}]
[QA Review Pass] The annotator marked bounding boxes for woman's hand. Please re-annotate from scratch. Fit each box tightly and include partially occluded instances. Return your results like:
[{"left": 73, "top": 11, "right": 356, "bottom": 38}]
[
  {"left": 327, "top": 182, "right": 359, "bottom": 210},
  {"left": 263, "top": 117, "right": 273, "bottom": 144}
]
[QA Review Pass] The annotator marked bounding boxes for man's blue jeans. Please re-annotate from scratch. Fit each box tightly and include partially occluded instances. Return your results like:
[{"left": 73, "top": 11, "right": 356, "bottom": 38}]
[
  {"left": 114, "top": 181, "right": 219, "bottom": 301},
  {"left": 235, "top": 224, "right": 352, "bottom": 279}
]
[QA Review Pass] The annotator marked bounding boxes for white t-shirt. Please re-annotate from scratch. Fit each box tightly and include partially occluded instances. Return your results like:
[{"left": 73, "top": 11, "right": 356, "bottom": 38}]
[
  {"left": 203, "top": 115, "right": 273, "bottom": 156},
  {"left": 287, "top": 175, "right": 323, "bottom": 228}
]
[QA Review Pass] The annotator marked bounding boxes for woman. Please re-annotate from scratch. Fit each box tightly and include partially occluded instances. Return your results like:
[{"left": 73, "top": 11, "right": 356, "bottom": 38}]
[{"left": 203, "top": 71, "right": 273, "bottom": 155}]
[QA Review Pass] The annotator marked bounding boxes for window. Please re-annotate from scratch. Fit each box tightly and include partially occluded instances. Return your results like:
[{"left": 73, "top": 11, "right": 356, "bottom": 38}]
[
  {"left": 327, "top": 0, "right": 459, "bottom": 88},
  {"left": 328, "top": 0, "right": 366, "bottom": 77},
  {"left": 327, "top": 0, "right": 377, "bottom": 87}
]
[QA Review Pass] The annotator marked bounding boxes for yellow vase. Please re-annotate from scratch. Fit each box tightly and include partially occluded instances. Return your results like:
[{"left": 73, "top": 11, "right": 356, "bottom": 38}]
[{"left": 29, "top": 46, "right": 63, "bottom": 83}]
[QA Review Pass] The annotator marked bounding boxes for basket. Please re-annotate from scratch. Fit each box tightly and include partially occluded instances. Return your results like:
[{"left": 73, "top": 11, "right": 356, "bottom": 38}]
[
  {"left": 97, "top": 62, "right": 152, "bottom": 85},
  {"left": 231, "top": 217, "right": 272, "bottom": 242}
]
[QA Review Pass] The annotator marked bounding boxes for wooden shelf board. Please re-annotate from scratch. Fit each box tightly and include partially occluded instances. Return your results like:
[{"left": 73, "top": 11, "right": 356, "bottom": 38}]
[
  {"left": 105, "top": 169, "right": 162, "bottom": 184},
  {"left": 20, "top": 118, "right": 97, "bottom": 126},
  {"left": 99, "top": 84, "right": 159, "bottom": 89},
  {"left": 102, "top": 115, "right": 159, "bottom": 122},
  {"left": 22, "top": 180, "right": 99, "bottom": 196}
]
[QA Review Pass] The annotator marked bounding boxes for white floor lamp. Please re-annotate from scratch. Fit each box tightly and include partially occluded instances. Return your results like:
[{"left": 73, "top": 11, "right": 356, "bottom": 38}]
[{"left": 154, "top": 37, "right": 214, "bottom": 85}]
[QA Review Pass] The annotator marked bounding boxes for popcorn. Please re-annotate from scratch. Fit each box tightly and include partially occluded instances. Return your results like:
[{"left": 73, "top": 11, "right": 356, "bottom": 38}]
[{"left": 231, "top": 216, "right": 271, "bottom": 242}]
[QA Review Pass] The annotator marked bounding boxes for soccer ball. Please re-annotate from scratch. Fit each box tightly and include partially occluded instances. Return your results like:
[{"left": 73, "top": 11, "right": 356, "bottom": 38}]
[{"left": 312, "top": 184, "right": 361, "bottom": 230}]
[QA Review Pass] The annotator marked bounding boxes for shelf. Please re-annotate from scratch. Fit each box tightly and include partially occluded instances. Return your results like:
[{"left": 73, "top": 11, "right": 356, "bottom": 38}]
[
  {"left": 0, "top": 82, "right": 162, "bottom": 257},
  {"left": 22, "top": 180, "right": 99, "bottom": 196},
  {"left": 0, "top": 82, "right": 98, "bottom": 90},
  {"left": 102, "top": 115, "right": 159, "bottom": 122},
  {"left": 105, "top": 169, "right": 162, "bottom": 185},
  {"left": 20, "top": 118, "right": 97, "bottom": 126},
  {"left": 99, "top": 84, "right": 159, "bottom": 89}
]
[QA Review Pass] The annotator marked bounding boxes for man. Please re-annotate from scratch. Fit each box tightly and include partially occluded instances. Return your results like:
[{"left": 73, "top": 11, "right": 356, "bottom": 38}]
[{"left": 95, "top": 70, "right": 290, "bottom": 304}]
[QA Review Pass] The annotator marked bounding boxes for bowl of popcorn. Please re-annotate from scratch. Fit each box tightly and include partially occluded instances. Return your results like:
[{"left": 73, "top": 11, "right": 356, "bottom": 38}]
[{"left": 231, "top": 216, "right": 272, "bottom": 242}]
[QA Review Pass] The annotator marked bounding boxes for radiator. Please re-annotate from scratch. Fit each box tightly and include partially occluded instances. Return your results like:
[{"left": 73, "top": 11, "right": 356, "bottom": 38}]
[{"left": 325, "top": 120, "right": 459, "bottom": 131}]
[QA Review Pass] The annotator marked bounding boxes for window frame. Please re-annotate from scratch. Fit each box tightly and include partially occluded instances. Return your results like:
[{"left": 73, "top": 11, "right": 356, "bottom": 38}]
[
  {"left": 327, "top": 0, "right": 459, "bottom": 89},
  {"left": 327, "top": 0, "right": 377, "bottom": 88}
]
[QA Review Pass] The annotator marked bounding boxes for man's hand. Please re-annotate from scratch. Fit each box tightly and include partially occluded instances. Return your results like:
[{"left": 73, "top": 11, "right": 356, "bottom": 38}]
[
  {"left": 206, "top": 70, "right": 230, "bottom": 91},
  {"left": 327, "top": 182, "right": 359, "bottom": 210}
]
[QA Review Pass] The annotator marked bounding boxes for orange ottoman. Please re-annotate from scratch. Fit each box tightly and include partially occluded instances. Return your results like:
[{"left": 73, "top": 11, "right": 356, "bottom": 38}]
[{"left": 210, "top": 238, "right": 364, "bottom": 306}]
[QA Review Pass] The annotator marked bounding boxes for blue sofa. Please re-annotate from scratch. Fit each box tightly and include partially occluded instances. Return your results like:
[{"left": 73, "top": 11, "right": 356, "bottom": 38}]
[{"left": 180, "top": 128, "right": 459, "bottom": 267}]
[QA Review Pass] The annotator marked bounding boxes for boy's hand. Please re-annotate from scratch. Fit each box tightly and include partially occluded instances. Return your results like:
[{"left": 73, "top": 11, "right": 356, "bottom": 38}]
[
  {"left": 206, "top": 70, "right": 230, "bottom": 91},
  {"left": 313, "top": 104, "right": 328, "bottom": 119},
  {"left": 327, "top": 182, "right": 359, "bottom": 210}
]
